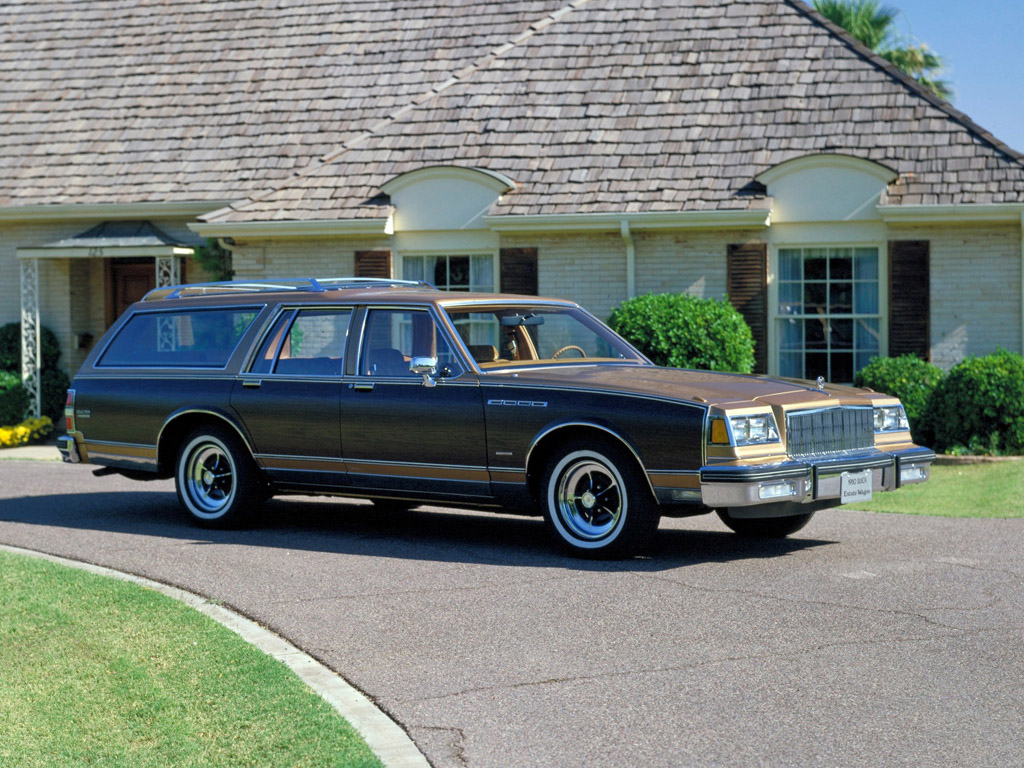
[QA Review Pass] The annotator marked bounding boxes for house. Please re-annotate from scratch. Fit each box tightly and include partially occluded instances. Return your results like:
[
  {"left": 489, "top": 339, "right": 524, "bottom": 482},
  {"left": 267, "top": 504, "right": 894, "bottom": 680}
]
[{"left": 3, "top": 0, "right": 1023, "bottom": 415}]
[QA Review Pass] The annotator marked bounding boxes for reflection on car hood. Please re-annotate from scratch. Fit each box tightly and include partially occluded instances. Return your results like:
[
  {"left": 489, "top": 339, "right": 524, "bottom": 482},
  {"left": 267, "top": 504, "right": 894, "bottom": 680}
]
[{"left": 483, "top": 363, "right": 868, "bottom": 408}]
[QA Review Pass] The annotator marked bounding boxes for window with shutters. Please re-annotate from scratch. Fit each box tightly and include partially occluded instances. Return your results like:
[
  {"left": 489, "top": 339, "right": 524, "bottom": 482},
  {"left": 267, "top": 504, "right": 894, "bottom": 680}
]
[
  {"left": 401, "top": 254, "right": 495, "bottom": 292},
  {"left": 776, "top": 246, "right": 881, "bottom": 383}
]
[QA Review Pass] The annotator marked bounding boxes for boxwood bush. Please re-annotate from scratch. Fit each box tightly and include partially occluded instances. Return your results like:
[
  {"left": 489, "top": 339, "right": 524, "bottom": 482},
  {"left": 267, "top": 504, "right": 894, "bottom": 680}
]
[
  {"left": 0, "top": 322, "right": 70, "bottom": 422},
  {"left": 854, "top": 354, "right": 944, "bottom": 443},
  {"left": 928, "top": 350, "right": 1024, "bottom": 455},
  {"left": 607, "top": 292, "right": 755, "bottom": 373},
  {"left": 0, "top": 370, "right": 30, "bottom": 426}
]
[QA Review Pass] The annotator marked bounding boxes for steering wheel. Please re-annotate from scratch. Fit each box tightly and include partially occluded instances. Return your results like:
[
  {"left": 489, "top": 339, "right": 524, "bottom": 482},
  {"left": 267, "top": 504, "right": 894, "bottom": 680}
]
[{"left": 551, "top": 345, "right": 587, "bottom": 359}]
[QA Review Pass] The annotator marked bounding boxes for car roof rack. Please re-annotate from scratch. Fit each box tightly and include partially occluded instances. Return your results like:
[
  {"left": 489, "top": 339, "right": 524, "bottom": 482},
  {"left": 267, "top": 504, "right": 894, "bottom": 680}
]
[{"left": 142, "top": 277, "right": 434, "bottom": 301}]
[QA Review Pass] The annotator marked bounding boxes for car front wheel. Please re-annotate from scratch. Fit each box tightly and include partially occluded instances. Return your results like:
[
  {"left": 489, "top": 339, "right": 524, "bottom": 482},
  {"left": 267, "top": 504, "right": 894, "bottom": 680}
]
[
  {"left": 542, "top": 439, "right": 659, "bottom": 558},
  {"left": 175, "top": 426, "right": 262, "bottom": 528}
]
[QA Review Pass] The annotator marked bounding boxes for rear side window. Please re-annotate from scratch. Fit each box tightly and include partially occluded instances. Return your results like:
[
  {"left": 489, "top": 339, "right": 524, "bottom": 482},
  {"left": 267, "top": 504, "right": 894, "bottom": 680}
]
[{"left": 98, "top": 308, "right": 259, "bottom": 368}]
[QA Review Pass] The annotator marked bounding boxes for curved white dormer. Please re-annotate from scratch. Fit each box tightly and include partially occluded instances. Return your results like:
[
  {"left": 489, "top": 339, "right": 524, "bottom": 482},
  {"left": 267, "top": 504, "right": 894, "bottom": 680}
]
[
  {"left": 382, "top": 166, "right": 516, "bottom": 232},
  {"left": 756, "top": 154, "right": 898, "bottom": 224}
]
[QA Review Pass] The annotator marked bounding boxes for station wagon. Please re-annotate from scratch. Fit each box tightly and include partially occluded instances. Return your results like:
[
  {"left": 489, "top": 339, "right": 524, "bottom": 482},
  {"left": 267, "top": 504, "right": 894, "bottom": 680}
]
[{"left": 58, "top": 277, "right": 934, "bottom": 557}]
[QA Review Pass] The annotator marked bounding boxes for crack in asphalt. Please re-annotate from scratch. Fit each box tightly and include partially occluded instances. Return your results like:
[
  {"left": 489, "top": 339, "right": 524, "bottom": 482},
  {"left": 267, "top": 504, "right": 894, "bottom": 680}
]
[
  {"left": 399, "top": 625, "right": 1013, "bottom": 706},
  {"left": 411, "top": 726, "right": 468, "bottom": 767}
]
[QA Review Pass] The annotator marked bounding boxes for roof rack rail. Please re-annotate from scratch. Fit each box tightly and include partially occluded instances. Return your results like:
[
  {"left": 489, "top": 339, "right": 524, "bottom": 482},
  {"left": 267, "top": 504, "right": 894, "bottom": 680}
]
[{"left": 142, "top": 277, "right": 433, "bottom": 301}]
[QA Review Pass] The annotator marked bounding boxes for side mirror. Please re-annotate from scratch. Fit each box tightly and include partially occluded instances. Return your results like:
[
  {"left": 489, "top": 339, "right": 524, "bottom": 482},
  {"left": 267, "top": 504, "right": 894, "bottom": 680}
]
[{"left": 409, "top": 356, "right": 438, "bottom": 387}]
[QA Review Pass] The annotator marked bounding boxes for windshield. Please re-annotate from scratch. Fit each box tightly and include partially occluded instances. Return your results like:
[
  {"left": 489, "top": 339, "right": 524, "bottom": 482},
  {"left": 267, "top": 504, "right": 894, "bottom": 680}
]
[{"left": 443, "top": 304, "right": 646, "bottom": 369}]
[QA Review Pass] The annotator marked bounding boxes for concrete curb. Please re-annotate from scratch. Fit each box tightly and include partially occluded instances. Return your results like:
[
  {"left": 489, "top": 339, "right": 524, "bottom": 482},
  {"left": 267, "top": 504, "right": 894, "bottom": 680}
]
[
  {"left": 0, "top": 543, "right": 430, "bottom": 768},
  {"left": 0, "top": 442, "right": 61, "bottom": 461}
]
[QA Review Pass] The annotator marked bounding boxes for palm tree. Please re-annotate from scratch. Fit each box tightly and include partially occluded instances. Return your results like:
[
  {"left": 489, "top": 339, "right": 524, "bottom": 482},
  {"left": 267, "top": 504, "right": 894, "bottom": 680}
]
[{"left": 813, "top": 0, "right": 954, "bottom": 102}]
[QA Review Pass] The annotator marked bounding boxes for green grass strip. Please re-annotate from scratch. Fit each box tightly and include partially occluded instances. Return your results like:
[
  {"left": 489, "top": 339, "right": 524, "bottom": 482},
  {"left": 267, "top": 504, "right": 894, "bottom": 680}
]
[
  {"left": 859, "top": 462, "right": 1024, "bottom": 518},
  {"left": 0, "top": 551, "right": 384, "bottom": 768}
]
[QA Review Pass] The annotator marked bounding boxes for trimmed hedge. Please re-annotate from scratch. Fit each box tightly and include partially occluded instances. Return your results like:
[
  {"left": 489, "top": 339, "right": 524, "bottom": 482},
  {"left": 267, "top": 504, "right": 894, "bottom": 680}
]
[
  {"left": 0, "top": 323, "right": 70, "bottom": 423},
  {"left": 0, "top": 371, "right": 30, "bottom": 426},
  {"left": 607, "top": 293, "right": 755, "bottom": 373},
  {"left": 928, "top": 349, "right": 1024, "bottom": 455},
  {"left": 854, "top": 354, "right": 943, "bottom": 443}
]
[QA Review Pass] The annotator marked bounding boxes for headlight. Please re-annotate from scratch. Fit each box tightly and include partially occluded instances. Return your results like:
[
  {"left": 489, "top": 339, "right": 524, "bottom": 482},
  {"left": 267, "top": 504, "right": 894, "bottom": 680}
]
[
  {"left": 873, "top": 405, "right": 910, "bottom": 433},
  {"left": 728, "top": 413, "right": 781, "bottom": 445}
]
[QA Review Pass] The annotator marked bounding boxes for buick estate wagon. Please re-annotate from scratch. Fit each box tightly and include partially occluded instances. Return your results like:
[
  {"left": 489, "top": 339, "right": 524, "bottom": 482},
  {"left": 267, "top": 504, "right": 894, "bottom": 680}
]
[{"left": 58, "top": 277, "right": 934, "bottom": 557}]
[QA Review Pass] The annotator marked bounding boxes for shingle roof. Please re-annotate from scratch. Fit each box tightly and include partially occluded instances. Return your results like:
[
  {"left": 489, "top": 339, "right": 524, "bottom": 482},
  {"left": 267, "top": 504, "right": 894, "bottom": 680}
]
[{"left": 2, "top": 0, "right": 1023, "bottom": 220}]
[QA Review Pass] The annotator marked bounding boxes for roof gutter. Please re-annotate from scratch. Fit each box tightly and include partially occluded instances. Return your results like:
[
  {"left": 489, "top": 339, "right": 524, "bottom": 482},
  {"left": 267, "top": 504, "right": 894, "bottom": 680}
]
[
  {"left": 189, "top": 216, "right": 394, "bottom": 239},
  {"left": 484, "top": 208, "right": 772, "bottom": 233},
  {"left": 877, "top": 203, "right": 1024, "bottom": 224},
  {"left": 0, "top": 201, "right": 234, "bottom": 222}
]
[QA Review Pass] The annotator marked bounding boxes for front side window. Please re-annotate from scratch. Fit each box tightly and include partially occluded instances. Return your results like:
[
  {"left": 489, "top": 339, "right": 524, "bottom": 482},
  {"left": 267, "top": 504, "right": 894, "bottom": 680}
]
[
  {"left": 359, "top": 309, "right": 463, "bottom": 378},
  {"left": 402, "top": 254, "right": 494, "bottom": 292},
  {"left": 777, "top": 246, "right": 881, "bottom": 383},
  {"left": 444, "top": 305, "right": 644, "bottom": 368},
  {"left": 99, "top": 307, "right": 259, "bottom": 368}
]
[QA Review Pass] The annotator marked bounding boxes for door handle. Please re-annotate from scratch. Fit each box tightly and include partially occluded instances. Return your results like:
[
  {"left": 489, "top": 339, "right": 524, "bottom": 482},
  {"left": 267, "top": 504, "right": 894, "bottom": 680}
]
[
  {"left": 352, "top": 382, "right": 375, "bottom": 392},
  {"left": 242, "top": 379, "right": 262, "bottom": 389}
]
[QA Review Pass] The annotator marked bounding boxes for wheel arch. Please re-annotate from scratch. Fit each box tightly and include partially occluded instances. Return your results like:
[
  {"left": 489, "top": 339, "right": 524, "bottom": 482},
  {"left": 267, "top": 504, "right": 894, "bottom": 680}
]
[
  {"left": 524, "top": 421, "right": 655, "bottom": 503},
  {"left": 157, "top": 408, "right": 256, "bottom": 476}
]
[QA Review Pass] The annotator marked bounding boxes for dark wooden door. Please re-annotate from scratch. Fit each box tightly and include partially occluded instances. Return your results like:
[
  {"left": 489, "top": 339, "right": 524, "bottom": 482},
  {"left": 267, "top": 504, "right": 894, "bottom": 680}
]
[{"left": 106, "top": 259, "right": 155, "bottom": 326}]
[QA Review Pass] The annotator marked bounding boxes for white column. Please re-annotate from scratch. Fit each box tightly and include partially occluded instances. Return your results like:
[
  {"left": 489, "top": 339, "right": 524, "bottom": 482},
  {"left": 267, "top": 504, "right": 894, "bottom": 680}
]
[
  {"left": 19, "top": 258, "right": 41, "bottom": 419},
  {"left": 156, "top": 255, "right": 180, "bottom": 288}
]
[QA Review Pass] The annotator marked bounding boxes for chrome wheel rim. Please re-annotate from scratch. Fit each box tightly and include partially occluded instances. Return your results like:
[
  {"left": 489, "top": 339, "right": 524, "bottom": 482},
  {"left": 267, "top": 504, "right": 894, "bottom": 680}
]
[
  {"left": 555, "top": 458, "right": 623, "bottom": 541},
  {"left": 184, "top": 441, "right": 235, "bottom": 517}
]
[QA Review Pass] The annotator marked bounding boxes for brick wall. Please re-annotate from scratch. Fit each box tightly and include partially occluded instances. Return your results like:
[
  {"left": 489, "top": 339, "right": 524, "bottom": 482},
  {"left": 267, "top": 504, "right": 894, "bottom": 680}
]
[
  {"left": 890, "top": 223, "right": 1022, "bottom": 369},
  {"left": 230, "top": 237, "right": 393, "bottom": 280}
]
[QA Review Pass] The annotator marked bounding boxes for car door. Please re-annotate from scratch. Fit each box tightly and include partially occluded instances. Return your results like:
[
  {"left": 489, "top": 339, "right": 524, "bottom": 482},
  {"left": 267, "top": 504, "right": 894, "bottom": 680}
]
[
  {"left": 230, "top": 307, "right": 352, "bottom": 489},
  {"left": 339, "top": 306, "right": 490, "bottom": 500}
]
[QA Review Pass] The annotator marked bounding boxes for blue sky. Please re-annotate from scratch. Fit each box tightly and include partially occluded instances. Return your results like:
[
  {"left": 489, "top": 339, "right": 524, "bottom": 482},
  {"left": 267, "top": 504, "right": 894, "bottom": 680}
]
[{"left": 871, "top": 0, "right": 1024, "bottom": 154}]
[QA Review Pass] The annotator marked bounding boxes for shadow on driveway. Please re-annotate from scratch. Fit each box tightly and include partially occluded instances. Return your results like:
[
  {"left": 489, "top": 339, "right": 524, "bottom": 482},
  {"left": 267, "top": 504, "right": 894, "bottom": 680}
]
[{"left": 0, "top": 487, "right": 836, "bottom": 573}]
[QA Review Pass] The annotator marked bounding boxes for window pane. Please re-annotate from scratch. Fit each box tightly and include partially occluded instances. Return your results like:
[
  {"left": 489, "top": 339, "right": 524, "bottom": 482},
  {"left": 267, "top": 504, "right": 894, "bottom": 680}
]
[
  {"left": 779, "top": 250, "right": 802, "bottom": 281},
  {"left": 402, "top": 256, "right": 425, "bottom": 283},
  {"left": 251, "top": 311, "right": 294, "bottom": 374},
  {"left": 274, "top": 310, "right": 350, "bottom": 376},
  {"left": 805, "top": 318, "right": 827, "bottom": 349},
  {"left": 99, "top": 308, "right": 259, "bottom": 368},
  {"left": 831, "top": 353, "right": 853, "bottom": 383},
  {"left": 854, "top": 280, "right": 879, "bottom": 314},
  {"left": 804, "top": 283, "right": 826, "bottom": 314},
  {"left": 780, "top": 318, "right": 802, "bottom": 351},
  {"left": 361, "top": 309, "right": 462, "bottom": 378},
  {"left": 779, "top": 283, "right": 801, "bottom": 315},
  {"left": 855, "top": 318, "right": 880, "bottom": 354},
  {"left": 854, "top": 249, "right": 878, "bottom": 280},
  {"left": 829, "top": 282, "right": 853, "bottom": 314},
  {"left": 447, "top": 256, "right": 470, "bottom": 290},
  {"left": 830, "top": 253, "right": 852, "bottom": 280},
  {"left": 805, "top": 352, "right": 828, "bottom": 380},
  {"left": 830, "top": 319, "right": 853, "bottom": 350},
  {"left": 780, "top": 352, "right": 803, "bottom": 378},
  {"left": 805, "top": 251, "right": 827, "bottom": 279},
  {"left": 470, "top": 255, "right": 494, "bottom": 292}
]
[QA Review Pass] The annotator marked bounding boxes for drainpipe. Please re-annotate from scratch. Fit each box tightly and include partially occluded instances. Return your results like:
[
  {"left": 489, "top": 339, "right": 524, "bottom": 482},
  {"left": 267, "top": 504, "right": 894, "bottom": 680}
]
[{"left": 620, "top": 219, "right": 636, "bottom": 299}]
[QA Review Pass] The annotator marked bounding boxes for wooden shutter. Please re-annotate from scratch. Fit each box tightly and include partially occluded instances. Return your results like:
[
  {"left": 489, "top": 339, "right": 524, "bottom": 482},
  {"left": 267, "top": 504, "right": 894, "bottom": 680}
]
[
  {"left": 499, "top": 248, "right": 538, "bottom": 295},
  {"left": 727, "top": 242, "right": 768, "bottom": 374},
  {"left": 888, "top": 240, "right": 930, "bottom": 359},
  {"left": 354, "top": 250, "right": 392, "bottom": 279}
]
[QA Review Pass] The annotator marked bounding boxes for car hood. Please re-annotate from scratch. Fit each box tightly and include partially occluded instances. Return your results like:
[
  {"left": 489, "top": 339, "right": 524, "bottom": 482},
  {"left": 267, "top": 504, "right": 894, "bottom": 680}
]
[{"left": 481, "top": 363, "right": 868, "bottom": 409}]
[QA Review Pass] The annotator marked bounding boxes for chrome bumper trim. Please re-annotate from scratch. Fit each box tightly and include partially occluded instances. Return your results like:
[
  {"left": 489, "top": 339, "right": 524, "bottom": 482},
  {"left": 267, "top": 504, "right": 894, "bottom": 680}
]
[{"left": 57, "top": 434, "right": 81, "bottom": 464}]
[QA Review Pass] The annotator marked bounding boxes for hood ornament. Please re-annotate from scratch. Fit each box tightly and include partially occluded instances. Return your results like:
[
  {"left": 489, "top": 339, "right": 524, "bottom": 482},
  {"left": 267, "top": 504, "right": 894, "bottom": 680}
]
[{"left": 816, "top": 376, "right": 826, "bottom": 391}]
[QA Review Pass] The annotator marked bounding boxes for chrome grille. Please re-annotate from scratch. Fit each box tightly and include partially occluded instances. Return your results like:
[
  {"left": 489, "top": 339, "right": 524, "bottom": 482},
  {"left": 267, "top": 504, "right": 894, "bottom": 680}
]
[{"left": 786, "top": 407, "right": 873, "bottom": 457}]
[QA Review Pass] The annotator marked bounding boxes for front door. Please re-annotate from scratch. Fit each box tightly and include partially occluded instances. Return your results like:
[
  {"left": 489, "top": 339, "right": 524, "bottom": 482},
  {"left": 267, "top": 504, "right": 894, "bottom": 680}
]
[
  {"left": 340, "top": 307, "right": 490, "bottom": 500},
  {"left": 106, "top": 259, "right": 155, "bottom": 326}
]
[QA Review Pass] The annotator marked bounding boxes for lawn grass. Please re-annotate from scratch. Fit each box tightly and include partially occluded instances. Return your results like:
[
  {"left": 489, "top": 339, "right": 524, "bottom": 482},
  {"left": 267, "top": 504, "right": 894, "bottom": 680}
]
[
  {"left": 0, "top": 551, "right": 383, "bottom": 768},
  {"left": 858, "top": 461, "right": 1024, "bottom": 518}
]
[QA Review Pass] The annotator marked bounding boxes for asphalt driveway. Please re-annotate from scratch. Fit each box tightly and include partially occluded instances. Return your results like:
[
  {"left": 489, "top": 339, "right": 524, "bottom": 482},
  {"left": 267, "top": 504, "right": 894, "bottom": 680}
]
[{"left": 1, "top": 459, "right": 1022, "bottom": 767}]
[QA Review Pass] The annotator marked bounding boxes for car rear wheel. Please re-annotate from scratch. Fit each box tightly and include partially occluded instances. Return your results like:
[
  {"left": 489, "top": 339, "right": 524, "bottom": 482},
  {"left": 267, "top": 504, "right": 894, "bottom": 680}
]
[
  {"left": 542, "top": 439, "right": 659, "bottom": 558},
  {"left": 716, "top": 510, "right": 814, "bottom": 538},
  {"left": 176, "top": 426, "right": 262, "bottom": 528}
]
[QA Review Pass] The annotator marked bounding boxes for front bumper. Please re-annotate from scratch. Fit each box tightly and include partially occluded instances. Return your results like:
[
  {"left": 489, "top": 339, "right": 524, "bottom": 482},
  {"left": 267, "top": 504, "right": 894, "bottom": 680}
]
[{"left": 699, "top": 446, "right": 935, "bottom": 511}]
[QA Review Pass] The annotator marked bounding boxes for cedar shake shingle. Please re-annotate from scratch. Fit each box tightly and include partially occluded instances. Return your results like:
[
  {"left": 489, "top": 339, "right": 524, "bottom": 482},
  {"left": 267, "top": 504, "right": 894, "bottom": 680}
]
[{"left": 1, "top": 0, "right": 1022, "bottom": 222}]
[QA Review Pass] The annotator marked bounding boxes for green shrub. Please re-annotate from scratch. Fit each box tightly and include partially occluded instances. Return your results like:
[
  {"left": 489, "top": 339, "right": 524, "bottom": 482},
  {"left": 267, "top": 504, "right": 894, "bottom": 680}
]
[
  {"left": 928, "top": 349, "right": 1024, "bottom": 455},
  {"left": 0, "top": 322, "right": 62, "bottom": 371},
  {"left": 854, "top": 354, "right": 944, "bottom": 443},
  {"left": 0, "top": 371, "right": 29, "bottom": 426},
  {"left": 607, "top": 293, "right": 755, "bottom": 373}
]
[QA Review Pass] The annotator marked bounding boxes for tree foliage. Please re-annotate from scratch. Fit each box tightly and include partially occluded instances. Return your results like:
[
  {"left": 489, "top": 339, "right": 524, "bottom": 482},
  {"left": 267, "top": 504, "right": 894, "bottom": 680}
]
[{"left": 813, "top": 0, "right": 953, "bottom": 102}]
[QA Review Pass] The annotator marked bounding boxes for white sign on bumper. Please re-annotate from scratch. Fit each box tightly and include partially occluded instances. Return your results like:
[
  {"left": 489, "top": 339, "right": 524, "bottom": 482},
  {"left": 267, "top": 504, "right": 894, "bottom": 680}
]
[{"left": 840, "top": 470, "right": 873, "bottom": 504}]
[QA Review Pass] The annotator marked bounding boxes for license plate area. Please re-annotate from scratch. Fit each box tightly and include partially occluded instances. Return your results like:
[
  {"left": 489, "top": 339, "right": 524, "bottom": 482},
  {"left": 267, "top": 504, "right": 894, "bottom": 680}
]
[{"left": 840, "top": 470, "right": 873, "bottom": 504}]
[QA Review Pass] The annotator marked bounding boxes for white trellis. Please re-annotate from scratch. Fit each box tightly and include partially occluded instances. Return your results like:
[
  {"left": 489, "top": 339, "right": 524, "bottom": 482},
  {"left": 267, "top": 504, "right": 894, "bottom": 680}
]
[{"left": 20, "top": 258, "right": 41, "bottom": 419}]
